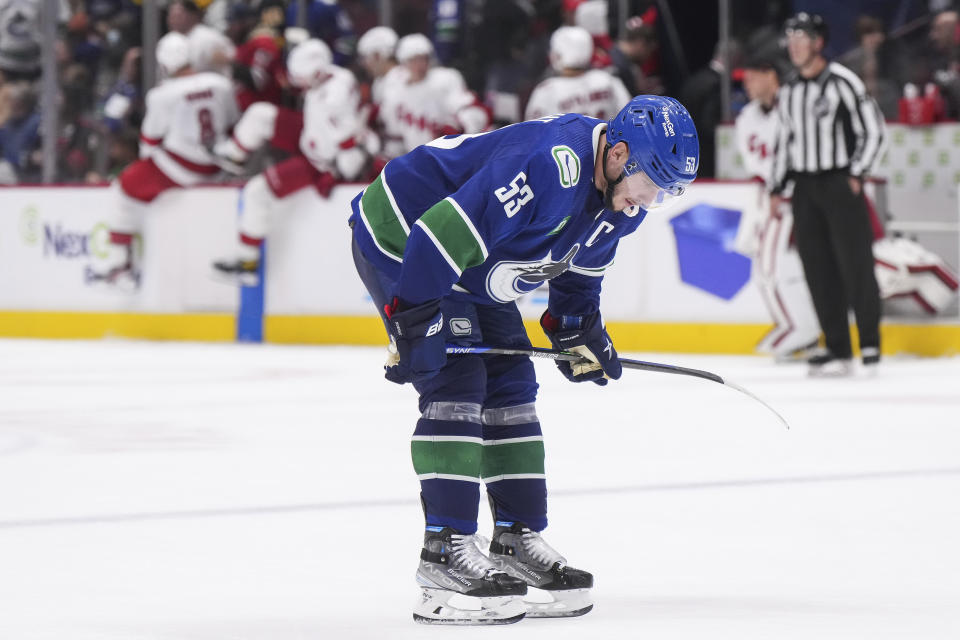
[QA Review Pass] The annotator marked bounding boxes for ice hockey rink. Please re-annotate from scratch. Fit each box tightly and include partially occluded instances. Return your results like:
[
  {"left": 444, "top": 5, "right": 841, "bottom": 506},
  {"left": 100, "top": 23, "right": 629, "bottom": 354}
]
[{"left": 0, "top": 338, "right": 958, "bottom": 640}]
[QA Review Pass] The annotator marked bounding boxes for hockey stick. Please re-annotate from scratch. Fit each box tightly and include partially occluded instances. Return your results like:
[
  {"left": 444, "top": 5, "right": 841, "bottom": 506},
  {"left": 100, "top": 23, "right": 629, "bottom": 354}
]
[{"left": 446, "top": 344, "right": 790, "bottom": 430}]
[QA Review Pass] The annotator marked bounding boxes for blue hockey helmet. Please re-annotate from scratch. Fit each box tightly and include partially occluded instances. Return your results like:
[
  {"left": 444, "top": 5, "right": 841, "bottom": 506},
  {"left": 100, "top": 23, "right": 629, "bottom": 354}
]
[{"left": 605, "top": 95, "right": 699, "bottom": 206}]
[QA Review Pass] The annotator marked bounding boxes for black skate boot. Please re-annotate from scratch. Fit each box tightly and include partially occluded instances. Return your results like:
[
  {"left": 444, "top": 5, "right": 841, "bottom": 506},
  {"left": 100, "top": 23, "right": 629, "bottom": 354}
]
[
  {"left": 211, "top": 258, "right": 259, "bottom": 286},
  {"left": 85, "top": 261, "right": 141, "bottom": 291},
  {"left": 807, "top": 351, "right": 853, "bottom": 378},
  {"left": 488, "top": 521, "right": 594, "bottom": 618},
  {"left": 413, "top": 526, "right": 527, "bottom": 625}
]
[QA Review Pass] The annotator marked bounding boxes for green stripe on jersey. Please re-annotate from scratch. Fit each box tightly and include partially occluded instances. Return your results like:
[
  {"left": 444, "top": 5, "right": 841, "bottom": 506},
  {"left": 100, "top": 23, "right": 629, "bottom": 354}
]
[
  {"left": 416, "top": 199, "right": 487, "bottom": 274},
  {"left": 481, "top": 440, "right": 545, "bottom": 479},
  {"left": 412, "top": 439, "right": 482, "bottom": 479},
  {"left": 359, "top": 174, "right": 409, "bottom": 260}
]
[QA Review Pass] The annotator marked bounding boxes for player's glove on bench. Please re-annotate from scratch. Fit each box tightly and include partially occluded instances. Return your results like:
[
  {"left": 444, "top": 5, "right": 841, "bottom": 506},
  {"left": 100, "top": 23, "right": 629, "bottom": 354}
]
[
  {"left": 540, "top": 310, "right": 622, "bottom": 385},
  {"left": 383, "top": 297, "right": 446, "bottom": 384}
]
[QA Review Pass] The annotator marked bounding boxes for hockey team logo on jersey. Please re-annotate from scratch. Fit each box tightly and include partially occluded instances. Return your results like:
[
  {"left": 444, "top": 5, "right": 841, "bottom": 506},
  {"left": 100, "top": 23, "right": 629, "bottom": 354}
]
[
  {"left": 551, "top": 146, "right": 581, "bottom": 188},
  {"left": 813, "top": 95, "right": 831, "bottom": 119},
  {"left": 485, "top": 245, "right": 580, "bottom": 303}
]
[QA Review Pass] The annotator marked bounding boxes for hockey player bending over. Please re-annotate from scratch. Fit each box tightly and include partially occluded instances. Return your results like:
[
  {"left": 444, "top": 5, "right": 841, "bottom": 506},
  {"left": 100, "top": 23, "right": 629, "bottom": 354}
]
[
  {"left": 349, "top": 96, "right": 699, "bottom": 624},
  {"left": 525, "top": 26, "right": 631, "bottom": 121},
  {"left": 95, "top": 32, "right": 238, "bottom": 287},
  {"left": 213, "top": 39, "right": 368, "bottom": 282}
]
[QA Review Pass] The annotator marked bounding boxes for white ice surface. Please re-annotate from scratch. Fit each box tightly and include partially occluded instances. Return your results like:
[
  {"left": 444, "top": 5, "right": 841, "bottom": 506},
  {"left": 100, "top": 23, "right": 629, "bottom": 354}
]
[{"left": 0, "top": 339, "right": 958, "bottom": 639}]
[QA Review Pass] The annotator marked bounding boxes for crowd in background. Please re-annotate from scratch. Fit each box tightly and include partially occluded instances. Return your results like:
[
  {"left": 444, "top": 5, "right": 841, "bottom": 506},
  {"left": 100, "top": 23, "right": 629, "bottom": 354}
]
[{"left": 3, "top": 0, "right": 960, "bottom": 184}]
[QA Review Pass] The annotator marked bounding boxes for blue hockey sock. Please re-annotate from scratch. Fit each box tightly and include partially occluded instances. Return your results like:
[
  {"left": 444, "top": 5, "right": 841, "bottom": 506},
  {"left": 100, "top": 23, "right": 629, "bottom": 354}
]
[
  {"left": 481, "top": 403, "right": 547, "bottom": 531},
  {"left": 411, "top": 401, "right": 483, "bottom": 533}
]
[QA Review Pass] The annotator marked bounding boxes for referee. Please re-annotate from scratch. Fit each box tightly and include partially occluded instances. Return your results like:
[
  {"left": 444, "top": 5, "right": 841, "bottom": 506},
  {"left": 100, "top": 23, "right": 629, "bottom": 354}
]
[{"left": 770, "top": 12, "right": 885, "bottom": 377}]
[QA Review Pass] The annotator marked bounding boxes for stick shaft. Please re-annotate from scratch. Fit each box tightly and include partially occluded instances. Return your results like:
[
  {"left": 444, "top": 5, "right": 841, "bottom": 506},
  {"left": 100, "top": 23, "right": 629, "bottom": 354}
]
[{"left": 446, "top": 344, "right": 789, "bottom": 429}]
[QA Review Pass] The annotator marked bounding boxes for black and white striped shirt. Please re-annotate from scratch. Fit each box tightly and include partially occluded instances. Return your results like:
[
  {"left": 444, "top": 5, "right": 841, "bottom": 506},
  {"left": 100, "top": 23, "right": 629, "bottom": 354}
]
[{"left": 771, "top": 61, "right": 885, "bottom": 192}]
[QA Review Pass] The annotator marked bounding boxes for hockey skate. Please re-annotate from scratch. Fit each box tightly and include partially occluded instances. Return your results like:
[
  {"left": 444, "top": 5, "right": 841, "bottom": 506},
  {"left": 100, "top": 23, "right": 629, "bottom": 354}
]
[
  {"left": 807, "top": 352, "right": 853, "bottom": 378},
  {"left": 414, "top": 526, "right": 527, "bottom": 625},
  {"left": 771, "top": 339, "right": 821, "bottom": 364},
  {"left": 211, "top": 258, "right": 259, "bottom": 286},
  {"left": 84, "top": 262, "right": 141, "bottom": 291},
  {"left": 861, "top": 347, "right": 881, "bottom": 377},
  {"left": 488, "top": 521, "right": 594, "bottom": 618}
]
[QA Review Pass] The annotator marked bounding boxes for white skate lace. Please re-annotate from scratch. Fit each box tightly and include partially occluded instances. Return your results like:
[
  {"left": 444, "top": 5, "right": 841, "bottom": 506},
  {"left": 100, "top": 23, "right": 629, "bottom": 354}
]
[
  {"left": 449, "top": 534, "right": 503, "bottom": 578},
  {"left": 520, "top": 530, "right": 567, "bottom": 568}
]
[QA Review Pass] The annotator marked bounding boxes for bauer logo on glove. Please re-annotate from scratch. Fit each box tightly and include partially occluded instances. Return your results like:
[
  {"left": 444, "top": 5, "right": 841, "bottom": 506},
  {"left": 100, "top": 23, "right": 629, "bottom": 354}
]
[{"left": 383, "top": 297, "right": 446, "bottom": 384}]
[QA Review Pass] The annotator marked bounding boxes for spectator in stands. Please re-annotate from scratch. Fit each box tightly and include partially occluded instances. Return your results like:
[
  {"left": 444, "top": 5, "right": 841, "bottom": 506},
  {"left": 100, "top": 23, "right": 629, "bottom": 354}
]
[
  {"left": 0, "top": 0, "right": 64, "bottom": 81},
  {"left": 100, "top": 46, "right": 143, "bottom": 134},
  {"left": 286, "top": 0, "right": 356, "bottom": 65},
  {"left": 57, "top": 62, "right": 101, "bottom": 182},
  {"left": 839, "top": 15, "right": 906, "bottom": 119},
  {"left": 0, "top": 81, "right": 41, "bottom": 182},
  {"left": 476, "top": 0, "right": 542, "bottom": 126},
  {"left": 680, "top": 38, "right": 741, "bottom": 178},
  {"left": 604, "top": 0, "right": 656, "bottom": 41},
  {"left": 922, "top": 8, "right": 960, "bottom": 117},
  {"left": 104, "top": 126, "right": 138, "bottom": 179},
  {"left": 231, "top": 1, "right": 288, "bottom": 111},
  {"left": 167, "top": 0, "right": 234, "bottom": 76},
  {"left": 85, "top": 0, "right": 141, "bottom": 62},
  {"left": 609, "top": 16, "right": 662, "bottom": 96}
]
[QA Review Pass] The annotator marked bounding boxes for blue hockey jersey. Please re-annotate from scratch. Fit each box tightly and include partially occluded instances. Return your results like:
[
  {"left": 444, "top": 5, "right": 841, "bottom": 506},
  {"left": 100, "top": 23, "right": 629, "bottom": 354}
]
[{"left": 348, "top": 113, "right": 647, "bottom": 316}]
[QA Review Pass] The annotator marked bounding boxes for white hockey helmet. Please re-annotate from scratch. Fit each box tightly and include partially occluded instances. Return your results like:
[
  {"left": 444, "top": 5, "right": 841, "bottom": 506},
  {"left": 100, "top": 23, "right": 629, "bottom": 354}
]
[
  {"left": 357, "top": 26, "right": 398, "bottom": 59},
  {"left": 395, "top": 33, "right": 434, "bottom": 63},
  {"left": 156, "top": 31, "right": 191, "bottom": 75},
  {"left": 549, "top": 26, "right": 594, "bottom": 72},
  {"left": 574, "top": 0, "right": 609, "bottom": 37},
  {"left": 287, "top": 38, "right": 333, "bottom": 88}
]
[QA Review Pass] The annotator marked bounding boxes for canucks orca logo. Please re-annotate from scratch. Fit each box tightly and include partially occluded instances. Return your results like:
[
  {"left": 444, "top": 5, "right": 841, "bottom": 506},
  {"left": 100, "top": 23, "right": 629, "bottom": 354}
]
[{"left": 485, "top": 244, "right": 580, "bottom": 303}]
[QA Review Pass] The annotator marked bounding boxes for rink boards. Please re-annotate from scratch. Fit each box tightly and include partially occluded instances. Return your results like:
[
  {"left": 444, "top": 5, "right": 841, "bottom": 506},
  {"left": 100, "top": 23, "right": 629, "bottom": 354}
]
[{"left": 0, "top": 182, "right": 957, "bottom": 355}]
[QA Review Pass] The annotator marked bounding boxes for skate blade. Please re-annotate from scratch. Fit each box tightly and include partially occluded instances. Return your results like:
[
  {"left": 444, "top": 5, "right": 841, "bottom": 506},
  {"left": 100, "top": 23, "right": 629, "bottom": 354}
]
[
  {"left": 413, "top": 589, "right": 526, "bottom": 625},
  {"left": 209, "top": 268, "right": 259, "bottom": 287},
  {"left": 808, "top": 363, "right": 853, "bottom": 378},
  {"left": 522, "top": 587, "right": 593, "bottom": 618},
  {"left": 85, "top": 273, "right": 140, "bottom": 293}
]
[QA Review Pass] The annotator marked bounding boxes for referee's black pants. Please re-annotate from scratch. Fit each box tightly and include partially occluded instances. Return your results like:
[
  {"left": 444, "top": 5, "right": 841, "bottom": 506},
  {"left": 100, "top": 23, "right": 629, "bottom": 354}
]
[{"left": 791, "top": 171, "right": 881, "bottom": 359}]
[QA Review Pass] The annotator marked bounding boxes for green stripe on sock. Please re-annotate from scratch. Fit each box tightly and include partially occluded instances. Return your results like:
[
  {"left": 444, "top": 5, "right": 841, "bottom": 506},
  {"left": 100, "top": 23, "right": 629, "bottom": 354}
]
[
  {"left": 412, "top": 440, "right": 483, "bottom": 478},
  {"left": 417, "top": 200, "right": 486, "bottom": 273},
  {"left": 481, "top": 440, "right": 545, "bottom": 479},
  {"left": 360, "top": 175, "right": 408, "bottom": 260}
]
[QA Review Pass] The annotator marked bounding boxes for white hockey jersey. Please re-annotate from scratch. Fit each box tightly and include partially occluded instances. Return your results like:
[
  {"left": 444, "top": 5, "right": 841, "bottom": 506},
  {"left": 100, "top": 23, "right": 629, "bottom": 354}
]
[
  {"left": 524, "top": 70, "right": 631, "bottom": 121},
  {"left": 140, "top": 72, "right": 239, "bottom": 185},
  {"left": 372, "top": 64, "right": 408, "bottom": 106},
  {"left": 299, "top": 65, "right": 365, "bottom": 173},
  {"left": 378, "top": 66, "right": 488, "bottom": 157},
  {"left": 735, "top": 99, "right": 779, "bottom": 185}
]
